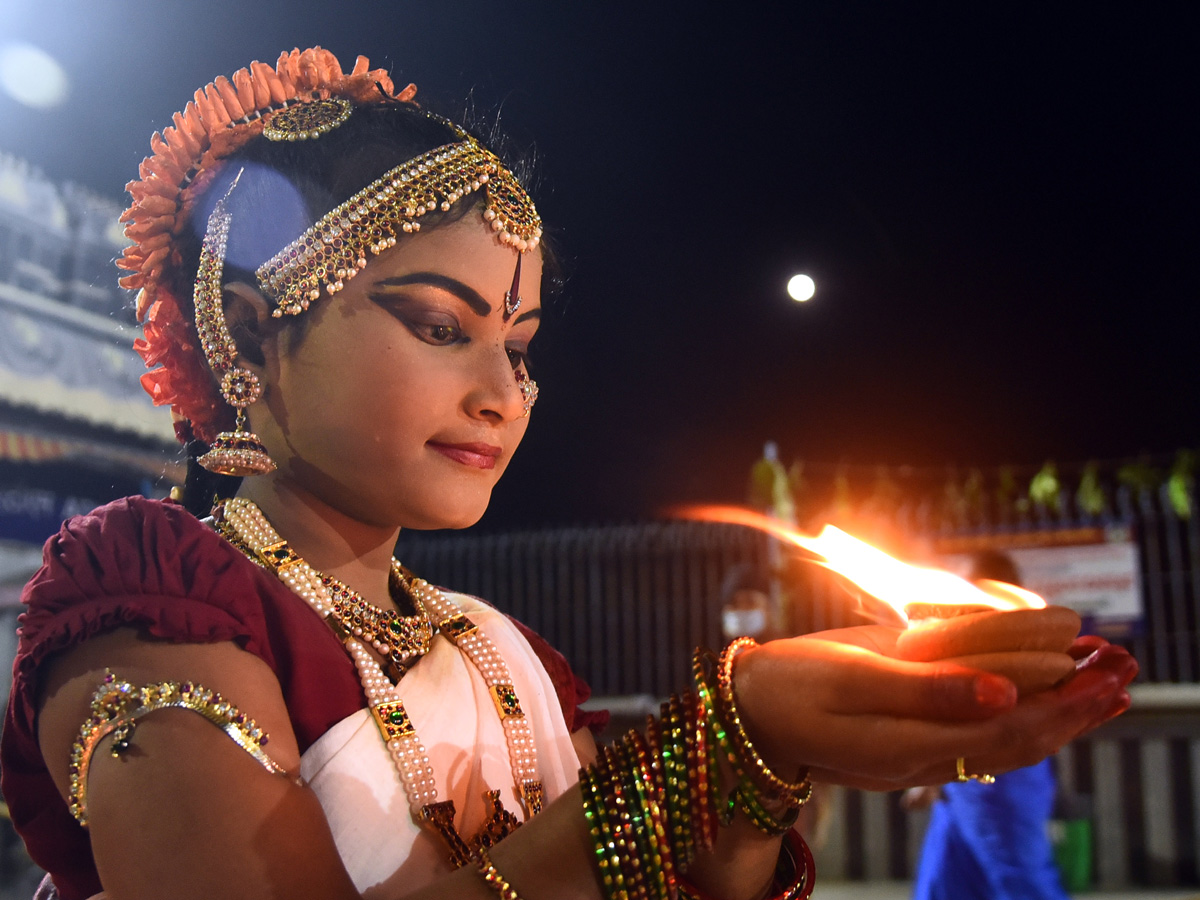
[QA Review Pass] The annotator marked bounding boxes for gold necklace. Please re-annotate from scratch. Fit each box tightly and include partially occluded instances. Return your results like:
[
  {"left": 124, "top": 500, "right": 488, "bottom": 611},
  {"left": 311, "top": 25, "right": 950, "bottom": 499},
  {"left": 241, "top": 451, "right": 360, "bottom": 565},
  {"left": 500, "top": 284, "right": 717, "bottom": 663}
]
[
  {"left": 215, "top": 498, "right": 542, "bottom": 867},
  {"left": 214, "top": 510, "right": 433, "bottom": 680},
  {"left": 321, "top": 563, "right": 434, "bottom": 680}
]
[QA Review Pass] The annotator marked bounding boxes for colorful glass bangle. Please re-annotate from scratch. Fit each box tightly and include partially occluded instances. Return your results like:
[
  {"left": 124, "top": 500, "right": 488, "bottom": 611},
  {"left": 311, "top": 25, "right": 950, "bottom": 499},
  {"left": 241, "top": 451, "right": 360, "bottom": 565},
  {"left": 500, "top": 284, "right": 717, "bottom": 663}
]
[
  {"left": 580, "top": 666, "right": 821, "bottom": 900},
  {"left": 657, "top": 698, "right": 692, "bottom": 862},
  {"left": 602, "top": 742, "right": 646, "bottom": 897},
  {"left": 688, "top": 690, "right": 718, "bottom": 851},
  {"left": 623, "top": 731, "right": 673, "bottom": 894},
  {"left": 692, "top": 653, "right": 738, "bottom": 827},
  {"left": 736, "top": 785, "right": 801, "bottom": 836},
  {"left": 580, "top": 765, "right": 625, "bottom": 899}
]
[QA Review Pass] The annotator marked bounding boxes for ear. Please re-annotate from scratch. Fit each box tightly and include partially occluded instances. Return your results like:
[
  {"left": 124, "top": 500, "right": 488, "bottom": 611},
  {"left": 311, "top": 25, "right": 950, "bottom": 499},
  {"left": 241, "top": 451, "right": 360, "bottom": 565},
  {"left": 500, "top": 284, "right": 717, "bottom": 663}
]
[{"left": 222, "top": 281, "right": 276, "bottom": 372}]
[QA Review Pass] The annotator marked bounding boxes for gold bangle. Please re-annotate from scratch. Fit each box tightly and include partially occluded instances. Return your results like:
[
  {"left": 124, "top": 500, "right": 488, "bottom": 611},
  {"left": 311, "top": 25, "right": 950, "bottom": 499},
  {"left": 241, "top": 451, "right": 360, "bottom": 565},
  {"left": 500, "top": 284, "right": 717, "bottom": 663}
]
[
  {"left": 717, "top": 638, "right": 813, "bottom": 803},
  {"left": 955, "top": 757, "right": 996, "bottom": 785},
  {"left": 477, "top": 849, "right": 524, "bottom": 900},
  {"left": 69, "top": 670, "right": 288, "bottom": 826}
]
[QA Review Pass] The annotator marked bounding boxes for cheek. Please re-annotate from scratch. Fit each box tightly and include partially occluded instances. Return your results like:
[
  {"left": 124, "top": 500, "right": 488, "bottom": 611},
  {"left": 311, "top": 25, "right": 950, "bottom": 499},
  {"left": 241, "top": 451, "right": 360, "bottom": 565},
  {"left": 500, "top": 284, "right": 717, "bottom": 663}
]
[{"left": 278, "top": 331, "right": 433, "bottom": 453}]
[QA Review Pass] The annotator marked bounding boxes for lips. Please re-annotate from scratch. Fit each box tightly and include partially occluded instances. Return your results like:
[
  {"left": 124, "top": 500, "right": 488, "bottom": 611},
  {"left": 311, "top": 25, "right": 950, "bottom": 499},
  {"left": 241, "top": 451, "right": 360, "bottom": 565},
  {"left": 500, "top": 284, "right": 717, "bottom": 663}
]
[{"left": 427, "top": 441, "right": 502, "bottom": 470}]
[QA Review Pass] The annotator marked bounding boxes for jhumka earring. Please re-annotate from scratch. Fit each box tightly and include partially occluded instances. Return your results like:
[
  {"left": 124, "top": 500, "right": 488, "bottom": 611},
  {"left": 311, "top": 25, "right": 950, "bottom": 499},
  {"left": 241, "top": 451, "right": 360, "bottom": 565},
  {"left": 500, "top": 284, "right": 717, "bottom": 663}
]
[{"left": 194, "top": 171, "right": 277, "bottom": 477}]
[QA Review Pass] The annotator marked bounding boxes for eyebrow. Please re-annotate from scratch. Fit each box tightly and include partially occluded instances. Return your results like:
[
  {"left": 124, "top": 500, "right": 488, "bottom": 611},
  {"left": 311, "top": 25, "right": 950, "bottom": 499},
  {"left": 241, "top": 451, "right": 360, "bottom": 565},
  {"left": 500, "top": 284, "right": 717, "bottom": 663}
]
[
  {"left": 371, "top": 273, "right": 491, "bottom": 316},
  {"left": 370, "top": 272, "right": 542, "bottom": 324}
]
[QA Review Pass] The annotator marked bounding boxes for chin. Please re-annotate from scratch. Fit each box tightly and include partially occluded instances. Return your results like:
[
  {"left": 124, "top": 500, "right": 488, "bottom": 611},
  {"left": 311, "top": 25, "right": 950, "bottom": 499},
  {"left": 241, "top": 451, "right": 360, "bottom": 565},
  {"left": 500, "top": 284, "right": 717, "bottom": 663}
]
[
  {"left": 397, "top": 494, "right": 490, "bottom": 531},
  {"left": 406, "top": 511, "right": 484, "bottom": 531}
]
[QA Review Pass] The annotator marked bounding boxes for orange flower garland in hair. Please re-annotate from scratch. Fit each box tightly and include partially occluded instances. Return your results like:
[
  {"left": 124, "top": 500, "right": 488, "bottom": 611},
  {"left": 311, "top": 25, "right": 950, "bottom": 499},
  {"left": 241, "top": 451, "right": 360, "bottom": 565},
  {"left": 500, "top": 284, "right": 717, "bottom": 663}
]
[{"left": 120, "top": 48, "right": 417, "bottom": 441}]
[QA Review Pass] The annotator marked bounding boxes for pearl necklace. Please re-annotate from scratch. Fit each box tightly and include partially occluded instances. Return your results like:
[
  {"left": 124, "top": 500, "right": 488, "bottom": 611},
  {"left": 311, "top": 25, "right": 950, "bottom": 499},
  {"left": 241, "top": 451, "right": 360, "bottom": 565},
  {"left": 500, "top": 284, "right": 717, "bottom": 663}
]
[
  {"left": 218, "top": 497, "right": 543, "bottom": 866},
  {"left": 215, "top": 516, "right": 432, "bottom": 678}
]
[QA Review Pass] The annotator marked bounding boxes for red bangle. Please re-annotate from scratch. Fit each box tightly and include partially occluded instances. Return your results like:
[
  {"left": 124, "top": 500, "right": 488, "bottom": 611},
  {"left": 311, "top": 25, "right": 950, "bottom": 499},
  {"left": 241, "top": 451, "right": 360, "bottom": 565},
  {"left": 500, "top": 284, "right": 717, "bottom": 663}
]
[{"left": 675, "top": 829, "right": 816, "bottom": 900}]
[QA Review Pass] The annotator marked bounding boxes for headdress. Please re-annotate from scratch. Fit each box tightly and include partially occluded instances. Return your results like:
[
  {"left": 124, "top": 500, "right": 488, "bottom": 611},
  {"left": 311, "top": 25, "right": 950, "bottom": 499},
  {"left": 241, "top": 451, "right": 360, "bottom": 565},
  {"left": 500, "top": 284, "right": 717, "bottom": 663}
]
[
  {"left": 122, "top": 48, "right": 542, "bottom": 449},
  {"left": 254, "top": 124, "right": 541, "bottom": 318}
]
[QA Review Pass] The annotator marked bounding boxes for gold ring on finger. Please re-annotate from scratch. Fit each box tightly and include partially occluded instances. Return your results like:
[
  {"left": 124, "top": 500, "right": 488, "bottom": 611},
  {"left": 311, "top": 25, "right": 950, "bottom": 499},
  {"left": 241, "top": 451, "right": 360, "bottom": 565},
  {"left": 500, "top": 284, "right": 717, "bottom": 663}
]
[{"left": 956, "top": 757, "right": 995, "bottom": 784}]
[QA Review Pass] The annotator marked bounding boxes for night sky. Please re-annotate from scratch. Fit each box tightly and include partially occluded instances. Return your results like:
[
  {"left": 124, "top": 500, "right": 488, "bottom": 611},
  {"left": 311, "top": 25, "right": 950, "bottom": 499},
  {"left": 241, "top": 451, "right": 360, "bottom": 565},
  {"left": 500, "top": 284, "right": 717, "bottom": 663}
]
[{"left": 1, "top": 2, "right": 1196, "bottom": 528}]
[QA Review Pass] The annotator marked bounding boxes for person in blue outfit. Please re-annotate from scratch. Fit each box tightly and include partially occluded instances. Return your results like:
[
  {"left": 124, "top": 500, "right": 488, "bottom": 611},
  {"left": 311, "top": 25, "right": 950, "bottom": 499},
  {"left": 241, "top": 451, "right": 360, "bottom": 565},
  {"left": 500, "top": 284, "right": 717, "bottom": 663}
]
[{"left": 910, "top": 550, "right": 1070, "bottom": 900}]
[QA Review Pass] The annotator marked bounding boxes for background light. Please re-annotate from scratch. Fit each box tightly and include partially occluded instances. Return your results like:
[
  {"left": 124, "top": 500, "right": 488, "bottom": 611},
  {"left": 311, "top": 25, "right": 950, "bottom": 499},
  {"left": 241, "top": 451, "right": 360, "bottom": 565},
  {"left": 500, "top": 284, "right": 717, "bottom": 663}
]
[
  {"left": 787, "top": 273, "right": 815, "bottom": 302},
  {"left": 0, "top": 42, "right": 68, "bottom": 109}
]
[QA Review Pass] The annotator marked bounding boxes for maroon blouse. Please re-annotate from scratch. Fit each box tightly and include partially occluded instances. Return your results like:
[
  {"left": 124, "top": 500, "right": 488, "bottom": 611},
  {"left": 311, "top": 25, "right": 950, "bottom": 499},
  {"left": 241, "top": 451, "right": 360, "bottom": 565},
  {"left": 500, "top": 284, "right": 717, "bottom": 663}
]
[{"left": 0, "top": 496, "right": 606, "bottom": 900}]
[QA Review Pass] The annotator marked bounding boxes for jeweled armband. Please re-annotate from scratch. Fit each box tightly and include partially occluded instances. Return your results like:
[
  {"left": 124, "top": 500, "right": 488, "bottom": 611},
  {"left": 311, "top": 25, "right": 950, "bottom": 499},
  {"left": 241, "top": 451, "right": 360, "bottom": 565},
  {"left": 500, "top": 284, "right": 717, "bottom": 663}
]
[{"left": 68, "top": 670, "right": 289, "bottom": 826}]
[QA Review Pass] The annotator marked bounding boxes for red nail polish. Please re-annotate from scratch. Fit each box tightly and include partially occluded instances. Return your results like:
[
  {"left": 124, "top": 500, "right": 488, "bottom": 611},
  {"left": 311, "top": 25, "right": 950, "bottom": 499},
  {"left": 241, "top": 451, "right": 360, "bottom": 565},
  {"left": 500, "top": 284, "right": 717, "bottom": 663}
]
[
  {"left": 1103, "top": 691, "right": 1131, "bottom": 722},
  {"left": 975, "top": 675, "right": 1016, "bottom": 708}
]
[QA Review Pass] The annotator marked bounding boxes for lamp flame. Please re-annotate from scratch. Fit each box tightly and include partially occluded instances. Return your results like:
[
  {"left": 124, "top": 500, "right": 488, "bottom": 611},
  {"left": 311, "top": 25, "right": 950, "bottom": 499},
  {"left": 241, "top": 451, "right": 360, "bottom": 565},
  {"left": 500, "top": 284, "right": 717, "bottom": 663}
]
[{"left": 683, "top": 505, "right": 1045, "bottom": 625}]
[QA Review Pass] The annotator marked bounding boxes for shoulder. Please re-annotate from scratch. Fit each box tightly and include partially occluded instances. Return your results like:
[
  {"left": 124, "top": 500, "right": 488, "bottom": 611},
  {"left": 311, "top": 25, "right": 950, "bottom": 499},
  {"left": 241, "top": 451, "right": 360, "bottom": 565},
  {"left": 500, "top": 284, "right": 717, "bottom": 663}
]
[
  {"left": 10, "top": 497, "right": 362, "bottom": 735},
  {"left": 23, "top": 495, "right": 236, "bottom": 623},
  {"left": 7, "top": 495, "right": 348, "bottom": 758},
  {"left": 16, "top": 496, "right": 274, "bottom": 674},
  {"left": 30, "top": 495, "right": 231, "bottom": 601}
]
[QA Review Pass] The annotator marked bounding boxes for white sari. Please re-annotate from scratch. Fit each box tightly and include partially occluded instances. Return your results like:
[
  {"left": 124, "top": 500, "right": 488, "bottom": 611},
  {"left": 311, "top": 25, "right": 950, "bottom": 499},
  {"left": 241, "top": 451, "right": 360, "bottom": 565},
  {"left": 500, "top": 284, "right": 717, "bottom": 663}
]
[{"left": 300, "top": 592, "right": 582, "bottom": 896}]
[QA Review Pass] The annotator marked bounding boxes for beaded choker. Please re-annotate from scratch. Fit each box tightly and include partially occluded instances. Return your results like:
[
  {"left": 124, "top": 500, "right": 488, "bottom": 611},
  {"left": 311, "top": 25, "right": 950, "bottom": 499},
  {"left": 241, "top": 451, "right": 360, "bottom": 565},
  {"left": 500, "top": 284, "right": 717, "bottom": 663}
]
[
  {"left": 321, "top": 565, "right": 434, "bottom": 680},
  {"left": 216, "top": 497, "right": 542, "bottom": 867},
  {"left": 215, "top": 515, "right": 431, "bottom": 679}
]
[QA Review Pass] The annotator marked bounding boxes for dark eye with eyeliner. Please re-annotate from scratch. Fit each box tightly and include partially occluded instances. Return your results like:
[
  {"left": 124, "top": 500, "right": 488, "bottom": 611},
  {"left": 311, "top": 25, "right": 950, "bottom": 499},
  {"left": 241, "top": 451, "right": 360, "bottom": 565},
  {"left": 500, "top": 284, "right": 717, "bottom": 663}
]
[
  {"left": 420, "top": 323, "right": 465, "bottom": 345},
  {"left": 372, "top": 294, "right": 467, "bottom": 347}
]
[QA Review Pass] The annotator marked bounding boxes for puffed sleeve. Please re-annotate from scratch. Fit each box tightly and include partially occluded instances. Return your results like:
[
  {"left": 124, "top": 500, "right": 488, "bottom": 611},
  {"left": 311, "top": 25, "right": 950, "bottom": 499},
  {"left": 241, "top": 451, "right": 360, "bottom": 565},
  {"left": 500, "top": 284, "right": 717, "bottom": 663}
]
[{"left": 0, "top": 496, "right": 362, "bottom": 900}]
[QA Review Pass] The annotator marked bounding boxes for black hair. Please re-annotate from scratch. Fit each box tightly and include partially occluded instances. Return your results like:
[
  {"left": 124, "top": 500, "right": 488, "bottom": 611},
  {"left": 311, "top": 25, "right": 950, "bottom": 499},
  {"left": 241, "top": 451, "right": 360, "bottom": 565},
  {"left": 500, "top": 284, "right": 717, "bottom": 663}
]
[
  {"left": 171, "top": 100, "right": 558, "bottom": 516},
  {"left": 968, "top": 550, "right": 1021, "bottom": 586}
]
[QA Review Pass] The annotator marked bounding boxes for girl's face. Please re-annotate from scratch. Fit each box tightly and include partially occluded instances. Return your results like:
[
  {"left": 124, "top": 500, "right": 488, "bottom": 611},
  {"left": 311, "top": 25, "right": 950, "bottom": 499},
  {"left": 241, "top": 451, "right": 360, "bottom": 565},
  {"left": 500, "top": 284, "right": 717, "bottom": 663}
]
[{"left": 251, "top": 215, "right": 543, "bottom": 530}]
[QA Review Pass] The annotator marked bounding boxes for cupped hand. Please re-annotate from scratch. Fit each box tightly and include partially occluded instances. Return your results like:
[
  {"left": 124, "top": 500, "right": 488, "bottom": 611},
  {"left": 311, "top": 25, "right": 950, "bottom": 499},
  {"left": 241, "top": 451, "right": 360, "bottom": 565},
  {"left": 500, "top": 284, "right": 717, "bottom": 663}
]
[{"left": 733, "top": 629, "right": 1136, "bottom": 792}]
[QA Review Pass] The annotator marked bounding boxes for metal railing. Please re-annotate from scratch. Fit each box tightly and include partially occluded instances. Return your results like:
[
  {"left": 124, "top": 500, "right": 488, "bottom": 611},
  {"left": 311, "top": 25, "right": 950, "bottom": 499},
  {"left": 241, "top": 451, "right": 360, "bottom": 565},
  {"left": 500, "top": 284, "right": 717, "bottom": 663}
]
[{"left": 397, "top": 521, "right": 769, "bottom": 697}]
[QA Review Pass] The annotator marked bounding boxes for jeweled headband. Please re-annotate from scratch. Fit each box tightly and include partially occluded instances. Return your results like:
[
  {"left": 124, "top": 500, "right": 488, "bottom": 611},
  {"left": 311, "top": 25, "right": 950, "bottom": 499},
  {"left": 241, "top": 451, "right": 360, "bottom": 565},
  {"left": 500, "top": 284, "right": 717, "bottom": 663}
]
[
  {"left": 120, "top": 48, "right": 541, "bottom": 444},
  {"left": 255, "top": 130, "right": 541, "bottom": 317}
]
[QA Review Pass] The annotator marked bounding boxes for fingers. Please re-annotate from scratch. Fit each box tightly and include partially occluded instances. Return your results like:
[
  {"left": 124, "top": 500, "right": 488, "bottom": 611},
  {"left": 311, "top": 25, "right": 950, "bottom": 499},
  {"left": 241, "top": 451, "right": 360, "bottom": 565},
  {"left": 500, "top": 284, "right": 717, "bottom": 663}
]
[
  {"left": 805, "top": 655, "right": 1129, "bottom": 790},
  {"left": 795, "top": 625, "right": 902, "bottom": 656},
  {"left": 1075, "top": 642, "right": 1138, "bottom": 686},
  {"left": 938, "top": 651, "right": 1076, "bottom": 696},
  {"left": 1104, "top": 690, "right": 1132, "bottom": 722},
  {"left": 1068, "top": 634, "right": 1109, "bottom": 660},
  {"left": 744, "top": 634, "right": 1138, "bottom": 793},
  {"left": 784, "top": 639, "right": 1018, "bottom": 720}
]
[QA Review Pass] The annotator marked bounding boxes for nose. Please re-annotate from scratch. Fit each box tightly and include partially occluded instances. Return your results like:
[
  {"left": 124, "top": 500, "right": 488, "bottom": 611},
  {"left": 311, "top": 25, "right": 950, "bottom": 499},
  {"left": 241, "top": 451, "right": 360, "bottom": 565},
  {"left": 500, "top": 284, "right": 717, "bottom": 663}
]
[{"left": 465, "top": 344, "right": 527, "bottom": 422}]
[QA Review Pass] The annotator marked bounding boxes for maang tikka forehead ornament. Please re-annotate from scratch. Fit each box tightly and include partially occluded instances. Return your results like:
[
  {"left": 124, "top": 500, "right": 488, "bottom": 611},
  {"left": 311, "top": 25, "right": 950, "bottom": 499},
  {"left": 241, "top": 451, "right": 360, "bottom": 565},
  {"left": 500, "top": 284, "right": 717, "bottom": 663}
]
[{"left": 190, "top": 96, "right": 542, "bottom": 474}]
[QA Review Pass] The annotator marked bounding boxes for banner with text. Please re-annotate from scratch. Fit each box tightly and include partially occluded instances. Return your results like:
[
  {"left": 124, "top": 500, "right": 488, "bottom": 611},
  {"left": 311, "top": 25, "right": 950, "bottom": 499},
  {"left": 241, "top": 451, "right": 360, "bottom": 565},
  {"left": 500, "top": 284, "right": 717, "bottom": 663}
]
[{"left": 936, "top": 526, "right": 1143, "bottom": 636}]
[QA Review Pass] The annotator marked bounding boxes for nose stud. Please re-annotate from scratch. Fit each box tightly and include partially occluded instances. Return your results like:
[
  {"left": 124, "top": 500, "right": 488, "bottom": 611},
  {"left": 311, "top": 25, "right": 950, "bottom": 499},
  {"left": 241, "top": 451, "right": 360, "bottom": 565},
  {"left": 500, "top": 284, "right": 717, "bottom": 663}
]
[{"left": 516, "top": 370, "right": 538, "bottom": 416}]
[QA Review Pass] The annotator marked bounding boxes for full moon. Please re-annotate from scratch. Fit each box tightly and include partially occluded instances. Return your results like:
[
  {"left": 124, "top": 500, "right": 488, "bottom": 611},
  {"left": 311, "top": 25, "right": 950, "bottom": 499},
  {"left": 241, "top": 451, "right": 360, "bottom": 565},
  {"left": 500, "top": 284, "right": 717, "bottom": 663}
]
[
  {"left": 0, "top": 43, "right": 69, "bottom": 109},
  {"left": 787, "top": 273, "right": 815, "bottom": 302}
]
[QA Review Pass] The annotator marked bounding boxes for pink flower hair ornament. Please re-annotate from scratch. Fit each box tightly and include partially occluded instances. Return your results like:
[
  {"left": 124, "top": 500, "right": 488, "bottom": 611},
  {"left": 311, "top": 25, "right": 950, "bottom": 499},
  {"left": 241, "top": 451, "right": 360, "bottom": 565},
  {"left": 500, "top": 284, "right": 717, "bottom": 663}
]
[{"left": 120, "top": 48, "right": 417, "bottom": 442}]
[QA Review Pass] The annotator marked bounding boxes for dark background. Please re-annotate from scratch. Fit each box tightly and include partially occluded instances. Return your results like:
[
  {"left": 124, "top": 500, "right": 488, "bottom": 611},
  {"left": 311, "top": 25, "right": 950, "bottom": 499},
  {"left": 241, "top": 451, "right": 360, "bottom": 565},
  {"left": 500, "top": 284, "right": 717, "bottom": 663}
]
[{"left": 1, "top": 2, "right": 1196, "bottom": 528}]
